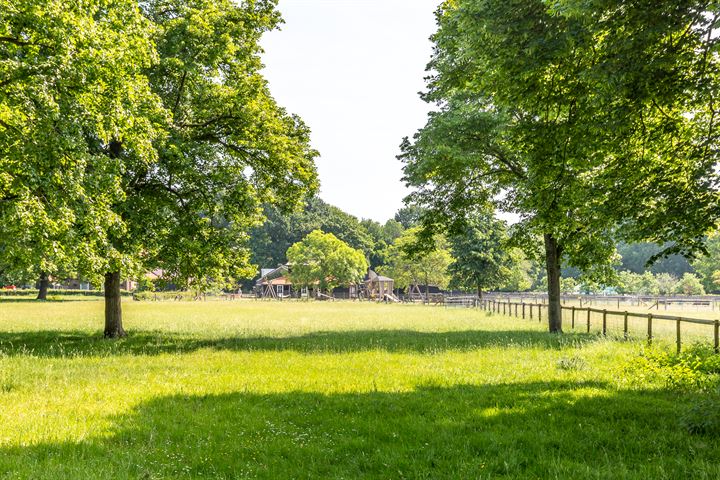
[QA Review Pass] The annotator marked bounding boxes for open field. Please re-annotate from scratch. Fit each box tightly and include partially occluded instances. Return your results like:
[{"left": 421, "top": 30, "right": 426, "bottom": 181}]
[{"left": 0, "top": 300, "right": 719, "bottom": 479}]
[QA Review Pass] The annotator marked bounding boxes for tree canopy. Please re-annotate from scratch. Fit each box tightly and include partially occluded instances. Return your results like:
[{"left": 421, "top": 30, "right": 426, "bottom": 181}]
[
  {"left": 400, "top": 0, "right": 720, "bottom": 332},
  {"left": 286, "top": 230, "right": 368, "bottom": 293},
  {"left": 1, "top": 0, "right": 319, "bottom": 336}
]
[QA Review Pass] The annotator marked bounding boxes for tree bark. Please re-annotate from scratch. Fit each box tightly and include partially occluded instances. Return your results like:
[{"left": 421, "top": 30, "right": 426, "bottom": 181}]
[
  {"left": 36, "top": 271, "right": 49, "bottom": 300},
  {"left": 104, "top": 271, "right": 126, "bottom": 338},
  {"left": 544, "top": 233, "right": 563, "bottom": 333},
  {"left": 477, "top": 286, "right": 483, "bottom": 299}
]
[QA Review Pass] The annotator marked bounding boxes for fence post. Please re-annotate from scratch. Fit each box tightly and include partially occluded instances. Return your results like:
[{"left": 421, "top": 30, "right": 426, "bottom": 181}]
[
  {"left": 714, "top": 320, "right": 719, "bottom": 354},
  {"left": 647, "top": 314, "right": 653, "bottom": 346},
  {"left": 515, "top": 303, "right": 518, "bottom": 317},
  {"left": 602, "top": 310, "right": 607, "bottom": 336},
  {"left": 530, "top": 304, "right": 533, "bottom": 320},
  {"left": 522, "top": 303, "right": 526, "bottom": 319},
  {"left": 539, "top": 304, "right": 542, "bottom": 323},
  {"left": 623, "top": 311, "right": 628, "bottom": 339},
  {"left": 586, "top": 309, "right": 591, "bottom": 333},
  {"left": 676, "top": 318, "right": 682, "bottom": 354},
  {"left": 571, "top": 306, "right": 575, "bottom": 329}
]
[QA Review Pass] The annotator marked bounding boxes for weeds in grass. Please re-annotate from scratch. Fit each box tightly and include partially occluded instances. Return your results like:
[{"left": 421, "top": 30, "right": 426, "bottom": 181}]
[
  {"left": 627, "top": 344, "right": 720, "bottom": 392},
  {"left": 556, "top": 355, "right": 587, "bottom": 371}
]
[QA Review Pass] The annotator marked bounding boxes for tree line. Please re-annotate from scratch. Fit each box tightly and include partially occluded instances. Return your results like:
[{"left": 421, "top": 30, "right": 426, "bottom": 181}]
[{"left": 249, "top": 200, "right": 720, "bottom": 298}]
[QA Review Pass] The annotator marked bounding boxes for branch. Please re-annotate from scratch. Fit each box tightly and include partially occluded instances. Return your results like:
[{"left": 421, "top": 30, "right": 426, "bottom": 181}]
[
  {"left": 0, "top": 36, "right": 31, "bottom": 47},
  {"left": 172, "top": 70, "right": 187, "bottom": 116},
  {"left": 175, "top": 115, "right": 243, "bottom": 129}
]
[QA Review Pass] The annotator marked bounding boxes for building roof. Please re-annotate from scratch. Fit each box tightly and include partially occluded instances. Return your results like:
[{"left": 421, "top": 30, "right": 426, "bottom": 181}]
[
  {"left": 365, "top": 269, "right": 393, "bottom": 283},
  {"left": 256, "top": 264, "right": 289, "bottom": 285},
  {"left": 366, "top": 275, "right": 393, "bottom": 283},
  {"left": 264, "top": 276, "right": 292, "bottom": 286}
]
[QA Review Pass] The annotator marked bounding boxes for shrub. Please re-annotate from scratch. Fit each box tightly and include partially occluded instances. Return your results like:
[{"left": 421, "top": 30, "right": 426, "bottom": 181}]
[{"left": 630, "top": 345, "right": 720, "bottom": 392}]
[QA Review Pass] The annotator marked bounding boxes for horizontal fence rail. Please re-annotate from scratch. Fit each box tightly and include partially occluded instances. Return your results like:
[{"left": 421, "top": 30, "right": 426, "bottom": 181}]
[
  {"left": 483, "top": 292, "right": 720, "bottom": 312},
  {"left": 480, "top": 298, "right": 720, "bottom": 355}
]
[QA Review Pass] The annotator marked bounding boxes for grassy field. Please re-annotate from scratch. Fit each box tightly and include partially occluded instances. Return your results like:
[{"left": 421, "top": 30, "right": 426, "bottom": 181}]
[{"left": 0, "top": 299, "right": 718, "bottom": 479}]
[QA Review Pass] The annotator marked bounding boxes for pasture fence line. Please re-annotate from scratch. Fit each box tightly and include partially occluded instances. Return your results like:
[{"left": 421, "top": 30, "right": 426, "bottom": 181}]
[
  {"left": 480, "top": 298, "right": 720, "bottom": 355},
  {"left": 483, "top": 292, "right": 720, "bottom": 312}
]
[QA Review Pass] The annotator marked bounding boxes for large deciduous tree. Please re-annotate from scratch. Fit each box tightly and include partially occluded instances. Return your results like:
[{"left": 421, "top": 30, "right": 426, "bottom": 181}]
[
  {"left": 400, "top": 0, "right": 720, "bottom": 332},
  {"left": 2, "top": 0, "right": 319, "bottom": 337},
  {"left": 286, "top": 230, "right": 368, "bottom": 294},
  {"left": 0, "top": 0, "right": 162, "bottom": 305}
]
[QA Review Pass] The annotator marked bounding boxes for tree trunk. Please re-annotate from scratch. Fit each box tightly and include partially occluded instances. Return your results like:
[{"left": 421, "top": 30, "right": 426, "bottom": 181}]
[
  {"left": 423, "top": 274, "right": 430, "bottom": 304},
  {"left": 544, "top": 233, "right": 563, "bottom": 333},
  {"left": 477, "top": 286, "right": 483, "bottom": 299},
  {"left": 36, "top": 272, "right": 49, "bottom": 300},
  {"left": 104, "top": 271, "right": 126, "bottom": 338}
]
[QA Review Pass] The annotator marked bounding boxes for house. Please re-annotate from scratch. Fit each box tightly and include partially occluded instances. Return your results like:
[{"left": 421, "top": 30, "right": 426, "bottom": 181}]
[{"left": 255, "top": 265, "right": 294, "bottom": 298}]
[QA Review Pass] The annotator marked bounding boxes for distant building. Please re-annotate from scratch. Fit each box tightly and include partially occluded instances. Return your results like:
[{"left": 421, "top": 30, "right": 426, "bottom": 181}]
[
  {"left": 255, "top": 265, "right": 396, "bottom": 301},
  {"left": 364, "top": 270, "right": 395, "bottom": 300},
  {"left": 255, "top": 265, "right": 293, "bottom": 298}
]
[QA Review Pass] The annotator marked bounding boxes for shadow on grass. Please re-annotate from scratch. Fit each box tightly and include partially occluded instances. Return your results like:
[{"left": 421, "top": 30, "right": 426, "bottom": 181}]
[
  {"left": 0, "top": 381, "right": 716, "bottom": 479},
  {"left": 0, "top": 328, "right": 602, "bottom": 358}
]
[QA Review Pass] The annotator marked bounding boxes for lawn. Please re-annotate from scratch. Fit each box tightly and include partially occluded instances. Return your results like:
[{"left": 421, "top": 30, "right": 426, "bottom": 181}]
[{"left": 0, "top": 299, "right": 718, "bottom": 479}]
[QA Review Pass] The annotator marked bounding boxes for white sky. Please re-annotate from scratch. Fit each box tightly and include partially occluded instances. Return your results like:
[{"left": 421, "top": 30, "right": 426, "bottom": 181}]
[{"left": 261, "top": 0, "right": 441, "bottom": 223}]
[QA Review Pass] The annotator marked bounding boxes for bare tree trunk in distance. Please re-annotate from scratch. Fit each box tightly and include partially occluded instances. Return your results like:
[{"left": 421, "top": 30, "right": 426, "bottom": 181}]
[
  {"left": 104, "top": 271, "right": 126, "bottom": 338},
  {"left": 544, "top": 234, "right": 563, "bottom": 333},
  {"left": 36, "top": 271, "right": 49, "bottom": 300}
]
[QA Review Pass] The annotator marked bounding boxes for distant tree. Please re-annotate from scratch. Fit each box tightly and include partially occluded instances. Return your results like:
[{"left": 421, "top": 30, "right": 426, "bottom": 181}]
[
  {"left": 400, "top": 0, "right": 720, "bottom": 333},
  {"left": 501, "top": 251, "right": 534, "bottom": 292},
  {"left": 617, "top": 243, "right": 694, "bottom": 276},
  {"left": 250, "top": 197, "right": 374, "bottom": 273},
  {"left": 615, "top": 271, "right": 642, "bottom": 295},
  {"left": 379, "top": 227, "right": 452, "bottom": 298},
  {"left": 655, "top": 273, "right": 679, "bottom": 296},
  {"left": 286, "top": 230, "right": 368, "bottom": 294},
  {"left": 382, "top": 220, "right": 405, "bottom": 243},
  {"left": 638, "top": 273, "right": 661, "bottom": 296},
  {"left": 360, "top": 218, "right": 405, "bottom": 269},
  {"left": 447, "top": 213, "right": 517, "bottom": 297},
  {"left": 676, "top": 273, "right": 706, "bottom": 296},
  {"left": 560, "top": 277, "right": 578, "bottom": 294},
  {"left": 692, "top": 233, "right": 720, "bottom": 293},
  {"left": 393, "top": 206, "right": 424, "bottom": 229}
]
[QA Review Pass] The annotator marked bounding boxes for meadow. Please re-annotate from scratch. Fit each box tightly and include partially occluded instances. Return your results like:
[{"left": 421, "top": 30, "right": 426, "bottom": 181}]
[{"left": 0, "top": 299, "right": 718, "bottom": 479}]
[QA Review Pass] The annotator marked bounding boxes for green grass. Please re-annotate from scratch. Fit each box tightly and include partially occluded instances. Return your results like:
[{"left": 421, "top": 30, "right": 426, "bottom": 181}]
[{"left": 0, "top": 300, "right": 718, "bottom": 479}]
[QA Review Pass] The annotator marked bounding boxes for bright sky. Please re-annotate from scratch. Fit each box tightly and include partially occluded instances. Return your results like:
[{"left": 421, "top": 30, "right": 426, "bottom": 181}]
[{"left": 261, "top": 0, "right": 441, "bottom": 223}]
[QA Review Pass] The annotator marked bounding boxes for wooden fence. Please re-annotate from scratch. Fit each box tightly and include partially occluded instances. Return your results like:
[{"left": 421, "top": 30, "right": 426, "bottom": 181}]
[
  {"left": 484, "top": 293, "right": 720, "bottom": 312},
  {"left": 481, "top": 298, "right": 720, "bottom": 354}
]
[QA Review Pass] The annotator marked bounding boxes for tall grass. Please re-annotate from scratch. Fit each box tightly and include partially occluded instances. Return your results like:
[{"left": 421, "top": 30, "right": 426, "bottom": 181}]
[{"left": 0, "top": 300, "right": 718, "bottom": 479}]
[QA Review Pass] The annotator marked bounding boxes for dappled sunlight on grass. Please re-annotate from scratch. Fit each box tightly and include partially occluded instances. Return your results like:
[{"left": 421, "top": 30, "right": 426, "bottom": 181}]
[{"left": 0, "top": 300, "right": 718, "bottom": 478}]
